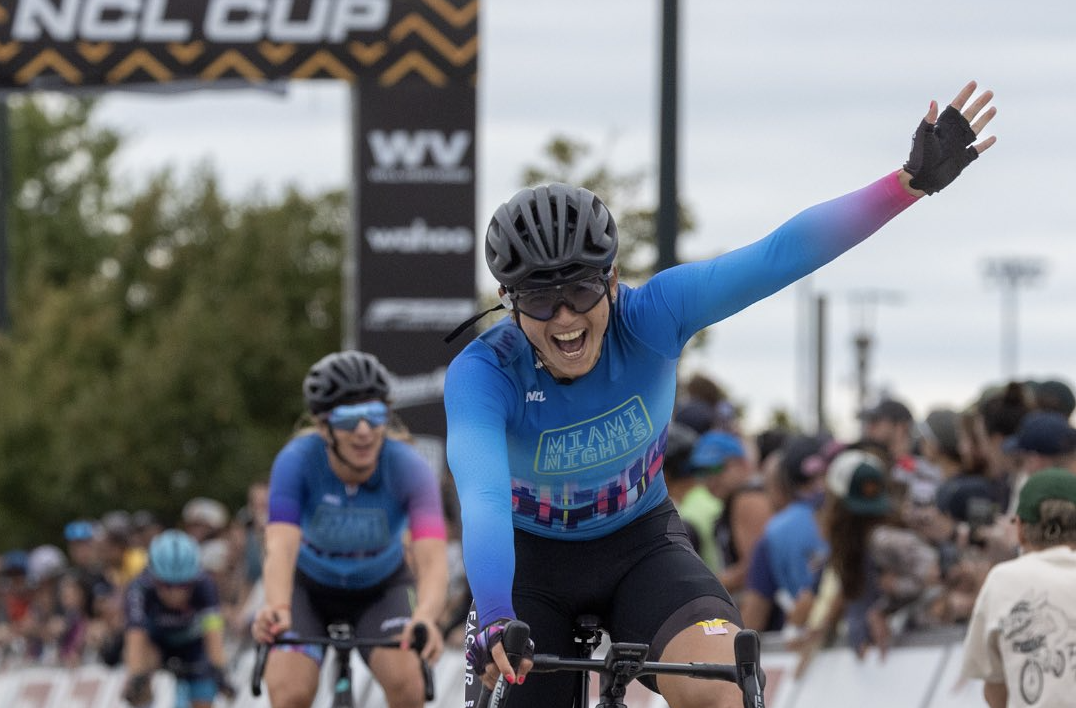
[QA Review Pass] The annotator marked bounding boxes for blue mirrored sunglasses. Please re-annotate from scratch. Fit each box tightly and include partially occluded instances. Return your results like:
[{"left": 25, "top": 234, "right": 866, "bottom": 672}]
[
  {"left": 511, "top": 274, "right": 609, "bottom": 321},
  {"left": 325, "top": 401, "right": 389, "bottom": 430}
]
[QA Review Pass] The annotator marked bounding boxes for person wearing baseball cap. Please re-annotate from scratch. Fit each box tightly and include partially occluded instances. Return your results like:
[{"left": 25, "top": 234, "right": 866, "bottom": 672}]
[
  {"left": 1002, "top": 410, "right": 1076, "bottom": 518},
  {"left": 961, "top": 468, "right": 1076, "bottom": 707},
  {"left": 64, "top": 519, "right": 115, "bottom": 620},
  {"left": 819, "top": 449, "right": 940, "bottom": 657},
  {"left": 675, "top": 430, "right": 753, "bottom": 576},
  {"left": 860, "top": 397, "right": 943, "bottom": 504}
]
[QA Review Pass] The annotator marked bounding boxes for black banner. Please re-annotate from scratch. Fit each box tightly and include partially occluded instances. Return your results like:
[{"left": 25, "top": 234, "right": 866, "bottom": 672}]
[
  {"left": 0, "top": 0, "right": 477, "bottom": 88},
  {"left": 0, "top": 1, "right": 479, "bottom": 479},
  {"left": 357, "top": 77, "right": 475, "bottom": 478}
]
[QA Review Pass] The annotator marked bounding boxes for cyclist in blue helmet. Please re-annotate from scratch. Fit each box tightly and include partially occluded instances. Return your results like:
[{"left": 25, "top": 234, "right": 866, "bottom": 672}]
[
  {"left": 446, "top": 82, "right": 997, "bottom": 708},
  {"left": 121, "top": 529, "right": 235, "bottom": 708}
]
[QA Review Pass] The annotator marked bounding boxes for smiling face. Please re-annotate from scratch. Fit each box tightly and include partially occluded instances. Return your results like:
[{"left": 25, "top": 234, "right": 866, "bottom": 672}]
[
  {"left": 512, "top": 270, "right": 618, "bottom": 381},
  {"left": 318, "top": 400, "right": 388, "bottom": 481}
]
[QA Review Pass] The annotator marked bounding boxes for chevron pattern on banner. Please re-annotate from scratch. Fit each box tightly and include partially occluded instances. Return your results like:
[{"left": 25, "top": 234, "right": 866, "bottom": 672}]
[{"left": 0, "top": 0, "right": 478, "bottom": 89}]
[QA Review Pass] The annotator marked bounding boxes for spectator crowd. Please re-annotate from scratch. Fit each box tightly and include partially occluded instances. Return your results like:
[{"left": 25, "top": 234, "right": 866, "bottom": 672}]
[{"left": 2, "top": 372, "right": 1074, "bottom": 680}]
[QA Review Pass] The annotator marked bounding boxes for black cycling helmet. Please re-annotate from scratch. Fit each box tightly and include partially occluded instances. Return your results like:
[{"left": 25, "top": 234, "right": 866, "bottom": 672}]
[
  {"left": 485, "top": 183, "right": 618, "bottom": 290},
  {"left": 303, "top": 350, "right": 391, "bottom": 414}
]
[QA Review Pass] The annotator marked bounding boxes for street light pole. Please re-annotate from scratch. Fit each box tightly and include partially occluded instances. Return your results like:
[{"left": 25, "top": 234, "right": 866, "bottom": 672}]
[
  {"left": 656, "top": 0, "right": 679, "bottom": 272},
  {"left": 848, "top": 289, "right": 902, "bottom": 415},
  {"left": 983, "top": 257, "right": 1044, "bottom": 379}
]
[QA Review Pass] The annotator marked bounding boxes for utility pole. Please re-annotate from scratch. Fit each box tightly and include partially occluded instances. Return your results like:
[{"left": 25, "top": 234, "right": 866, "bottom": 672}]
[
  {"left": 656, "top": 0, "right": 679, "bottom": 272},
  {"left": 814, "top": 294, "right": 827, "bottom": 434},
  {"left": 983, "top": 257, "right": 1044, "bottom": 379},
  {"left": 848, "top": 289, "right": 902, "bottom": 415}
]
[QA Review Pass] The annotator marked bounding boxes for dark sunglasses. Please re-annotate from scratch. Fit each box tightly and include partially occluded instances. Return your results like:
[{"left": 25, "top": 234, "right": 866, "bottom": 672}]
[
  {"left": 511, "top": 275, "right": 609, "bottom": 321},
  {"left": 325, "top": 401, "right": 389, "bottom": 431},
  {"left": 155, "top": 580, "right": 194, "bottom": 591}
]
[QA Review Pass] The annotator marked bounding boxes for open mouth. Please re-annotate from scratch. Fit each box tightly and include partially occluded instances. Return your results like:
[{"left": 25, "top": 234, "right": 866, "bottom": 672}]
[
  {"left": 349, "top": 441, "right": 375, "bottom": 457},
  {"left": 552, "top": 328, "right": 587, "bottom": 358}
]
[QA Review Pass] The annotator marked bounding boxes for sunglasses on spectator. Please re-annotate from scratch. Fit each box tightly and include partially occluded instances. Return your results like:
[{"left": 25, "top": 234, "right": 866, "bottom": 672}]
[
  {"left": 510, "top": 274, "right": 609, "bottom": 321},
  {"left": 325, "top": 401, "right": 389, "bottom": 431}
]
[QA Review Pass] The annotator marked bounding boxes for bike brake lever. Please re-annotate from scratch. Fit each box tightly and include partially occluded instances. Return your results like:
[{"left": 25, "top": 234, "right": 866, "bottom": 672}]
[
  {"left": 477, "top": 620, "right": 531, "bottom": 708},
  {"left": 734, "top": 630, "right": 766, "bottom": 708},
  {"left": 502, "top": 621, "right": 530, "bottom": 670},
  {"left": 410, "top": 622, "right": 435, "bottom": 701},
  {"left": 251, "top": 643, "right": 271, "bottom": 697},
  {"left": 411, "top": 622, "right": 429, "bottom": 654}
]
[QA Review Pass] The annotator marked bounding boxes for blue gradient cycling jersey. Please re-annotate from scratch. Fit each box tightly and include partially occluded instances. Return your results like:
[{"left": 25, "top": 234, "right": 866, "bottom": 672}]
[
  {"left": 268, "top": 433, "right": 445, "bottom": 590},
  {"left": 445, "top": 172, "right": 918, "bottom": 627}
]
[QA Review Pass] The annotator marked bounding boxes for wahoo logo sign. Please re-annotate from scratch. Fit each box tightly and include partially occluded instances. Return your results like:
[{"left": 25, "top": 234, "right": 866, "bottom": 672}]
[
  {"left": 366, "top": 129, "right": 473, "bottom": 184},
  {"left": 9, "top": 0, "right": 391, "bottom": 43},
  {"left": 365, "top": 219, "right": 474, "bottom": 254}
]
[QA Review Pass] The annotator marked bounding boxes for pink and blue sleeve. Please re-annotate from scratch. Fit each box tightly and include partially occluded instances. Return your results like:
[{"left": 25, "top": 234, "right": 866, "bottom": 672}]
[
  {"left": 268, "top": 440, "right": 306, "bottom": 525},
  {"left": 444, "top": 351, "right": 519, "bottom": 628},
  {"left": 401, "top": 451, "right": 447, "bottom": 541},
  {"left": 638, "top": 171, "right": 920, "bottom": 345}
]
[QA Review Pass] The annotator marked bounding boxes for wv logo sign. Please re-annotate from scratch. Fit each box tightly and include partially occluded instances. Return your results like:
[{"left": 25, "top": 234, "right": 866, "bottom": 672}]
[{"left": 366, "top": 129, "right": 473, "bottom": 184}]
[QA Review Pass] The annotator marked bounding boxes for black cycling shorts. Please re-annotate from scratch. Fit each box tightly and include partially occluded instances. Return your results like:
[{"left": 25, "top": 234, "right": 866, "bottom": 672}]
[
  {"left": 464, "top": 498, "right": 742, "bottom": 708},
  {"left": 283, "top": 563, "right": 415, "bottom": 666}
]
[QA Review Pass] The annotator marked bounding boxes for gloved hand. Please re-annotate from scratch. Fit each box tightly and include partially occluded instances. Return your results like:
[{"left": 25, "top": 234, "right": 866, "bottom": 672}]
[
  {"left": 122, "top": 672, "right": 153, "bottom": 707},
  {"left": 211, "top": 665, "right": 238, "bottom": 701},
  {"left": 465, "top": 618, "right": 534, "bottom": 677},
  {"left": 903, "top": 103, "right": 980, "bottom": 195}
]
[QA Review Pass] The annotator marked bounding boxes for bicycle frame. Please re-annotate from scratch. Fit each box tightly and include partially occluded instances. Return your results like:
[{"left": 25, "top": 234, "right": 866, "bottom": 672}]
[
  {"left": 478, "top": 620, "right": 765, "bottom": 708},
  {"left": 250, "top": 621, "right": 434, "bottom": 708}
]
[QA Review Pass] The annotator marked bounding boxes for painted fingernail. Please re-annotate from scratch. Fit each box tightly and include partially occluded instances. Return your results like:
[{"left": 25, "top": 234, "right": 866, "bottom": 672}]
[
  {"left": 518, "top": 676, "right": 526, "bottom": 685},
  {"left": 507, "top": 675, "right": 516, "bottom": 684}
]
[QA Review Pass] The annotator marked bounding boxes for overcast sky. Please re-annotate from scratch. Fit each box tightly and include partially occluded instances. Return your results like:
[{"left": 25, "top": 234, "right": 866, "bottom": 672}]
[{"left": 92, "top": 0, "right": 1076, "bottom": 436}]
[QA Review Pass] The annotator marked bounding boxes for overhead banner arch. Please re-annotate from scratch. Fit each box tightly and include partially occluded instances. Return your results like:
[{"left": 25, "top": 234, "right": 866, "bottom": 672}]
[
  {"left": 0, "top": 0, "right": 477, "bottom": 88},
  {"left": 0, "top": 0, "right": 478, "bottom": 478}
]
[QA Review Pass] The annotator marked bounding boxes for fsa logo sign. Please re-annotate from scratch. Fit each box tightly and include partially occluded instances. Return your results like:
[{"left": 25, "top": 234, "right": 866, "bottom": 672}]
[
  {"left": 366, "top": 130, "right": 473, "bottom": 184},
  {"left": 525, "top": 391, "right": 546, "bottom": 403}
]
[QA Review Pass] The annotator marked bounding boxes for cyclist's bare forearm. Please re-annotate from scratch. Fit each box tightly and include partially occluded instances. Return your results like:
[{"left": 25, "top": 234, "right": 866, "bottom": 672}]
[
  {"left": 203, "top": 624, "right": 228, "bottom": 668},
  {"left": 411, "top": 537, "right": 449, "bottom": 622},
  {"left": 123, "top": 627, "right": 156, "bottom": 675},
  {"left": 262, "top": 522, "right": 301, "bottom": 609}
]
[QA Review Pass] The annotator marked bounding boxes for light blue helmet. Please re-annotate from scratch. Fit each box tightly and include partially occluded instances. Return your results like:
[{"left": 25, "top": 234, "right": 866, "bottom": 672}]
[{"left": 148, "top": 530, "right": 200, "bottom": 584}]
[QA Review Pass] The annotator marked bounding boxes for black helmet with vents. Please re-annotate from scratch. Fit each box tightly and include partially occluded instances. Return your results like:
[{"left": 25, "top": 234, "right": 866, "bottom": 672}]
[
  {"left": 303, "top": 350, "right": 391, "bottom": 414},
  {"left": 485, "top": 183, "right": 618, "bottom": 290}
]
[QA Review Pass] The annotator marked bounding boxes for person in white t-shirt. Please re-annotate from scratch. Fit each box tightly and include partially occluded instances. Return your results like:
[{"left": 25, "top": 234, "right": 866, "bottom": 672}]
[{"left": 961, "top": 467, "right": 1076, "bottom": 708}]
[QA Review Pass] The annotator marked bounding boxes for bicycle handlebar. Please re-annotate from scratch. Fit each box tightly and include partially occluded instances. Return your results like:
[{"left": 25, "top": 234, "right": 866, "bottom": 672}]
[
  {"left": 250, "top": 622, "right": 434, "bottom": 702},
  {"left": 477, "top": 620, "right": 766, "bottom": 708}
]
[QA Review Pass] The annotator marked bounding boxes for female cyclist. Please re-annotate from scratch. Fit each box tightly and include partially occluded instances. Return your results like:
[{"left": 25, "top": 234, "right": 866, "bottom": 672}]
[
  {"left": 252, "top": 350, "right": 448, "bottom": 708},
  {"left": 445, "top": 82, "right": 997, "bottom": 708}
]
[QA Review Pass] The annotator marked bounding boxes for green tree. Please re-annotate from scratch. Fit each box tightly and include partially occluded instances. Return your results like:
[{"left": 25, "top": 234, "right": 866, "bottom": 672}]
[
  {"left": 0, "top": 96, "right": 346, "bottom": 548},
  {"left": 519, "top": 135, "right": 696, "bottom": 284},
  {"left": 7, "top": 95, "right": 121, "bottom": 296}
]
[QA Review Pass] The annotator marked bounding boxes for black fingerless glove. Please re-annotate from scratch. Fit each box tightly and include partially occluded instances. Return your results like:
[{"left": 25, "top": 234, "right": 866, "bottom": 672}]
[
  {"left": 465, "top": 618, "right": 534, "bottom": 676},
  {"left": 211, "top": 665, "right": 237, "bottom": 700},
  {"left": 122, "top": 673, "right": 153, "bottom": 707},
  {"left": 903, "top": 106, "right": 979, "bottom": 195}
]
